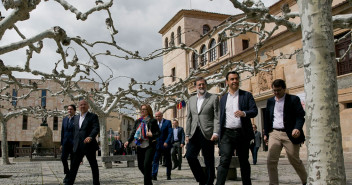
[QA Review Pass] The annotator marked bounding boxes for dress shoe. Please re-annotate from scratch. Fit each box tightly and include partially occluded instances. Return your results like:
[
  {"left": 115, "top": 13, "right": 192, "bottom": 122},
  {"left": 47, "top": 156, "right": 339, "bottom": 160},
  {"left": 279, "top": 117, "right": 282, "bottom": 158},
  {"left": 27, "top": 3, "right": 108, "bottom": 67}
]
[
  {"left": 172, "top": 165, "right": 178, "bottom": 170},
  {"left": 167, "top": 176, "right": 171, "bottom": 180},
  {"left": 178, "top": 167, "right": 181, "bottom": 170},
  {"left": 152, "top": 175, "right": 157, "bottom": 180}
]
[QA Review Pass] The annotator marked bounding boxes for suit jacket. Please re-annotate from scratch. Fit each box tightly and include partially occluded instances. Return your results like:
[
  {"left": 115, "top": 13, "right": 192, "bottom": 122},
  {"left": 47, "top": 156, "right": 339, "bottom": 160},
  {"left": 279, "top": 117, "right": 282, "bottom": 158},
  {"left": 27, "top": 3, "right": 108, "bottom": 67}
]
[
  {"left": 171, "top": 126, "right": 185, "bottom": 145},
  {"left": 73, "top": 112, "right": 100, "bottom": 153},
  {"left": 264, "top": 94, "right": 305, "bottom": 144},
  {"left": 127, "top": 117, "right": 160, "bottom": 147},
  {"left": 186, "top": 92, "right": 219, "bottom": 140},
  {"left": 219, "top": 90, "right": 258, "bottom": 142},
  {"left": 254, "top": 131, "right": 261, "bottom": 148},
  {"left": 61, "top": 115, "right": 75, "bottom": 146},
  {"left": 112, "top": 139, "right": 123, "bottom": 154},
  {"left": 156, "top": 119, "right": 172, "bottom": 149}
]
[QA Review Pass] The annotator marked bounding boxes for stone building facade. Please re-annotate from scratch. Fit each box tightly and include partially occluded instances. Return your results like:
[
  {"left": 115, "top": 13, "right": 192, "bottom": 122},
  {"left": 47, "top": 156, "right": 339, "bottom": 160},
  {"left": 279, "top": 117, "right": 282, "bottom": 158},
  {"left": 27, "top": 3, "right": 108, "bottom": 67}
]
[
  {"left": 0, "top": 78, "right": 133, "bottom": 156},
  {"left": 159, "top": 0, "right": 352, "bottom": 153}
]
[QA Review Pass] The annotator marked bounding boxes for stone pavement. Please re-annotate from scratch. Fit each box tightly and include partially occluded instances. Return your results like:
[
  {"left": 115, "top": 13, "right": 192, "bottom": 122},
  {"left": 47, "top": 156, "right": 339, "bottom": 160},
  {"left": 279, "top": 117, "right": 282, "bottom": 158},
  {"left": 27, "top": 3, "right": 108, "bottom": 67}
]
[{"left": 0, "top": 151, "right": 351, "bottom": 185}]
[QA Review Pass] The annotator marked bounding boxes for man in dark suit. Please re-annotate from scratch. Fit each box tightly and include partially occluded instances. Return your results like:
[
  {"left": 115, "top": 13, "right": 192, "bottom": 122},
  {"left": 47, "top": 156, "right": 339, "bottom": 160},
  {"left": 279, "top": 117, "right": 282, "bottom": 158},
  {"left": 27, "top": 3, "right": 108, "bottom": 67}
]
[
  {"left": 250, "top": 124, "right": 261, "bottom": 165},
  {"left": 171, "top": 119, "right": 185, "bottom": 170},
  {"left": 60, "top": 104, "right": 76, "bottom": 175},
  {"left": 186, "top": 77, "right": 219, "bottom": 185},
  {"left": 216, "top": 71, "right": 258, "bottom": 185},
  {"left": 64, "top": 100, "right": 100, "bottom": 185},
  {"left": 112, "top": 135, "right": 123, "bottom": 163},
  {"left": 264, "top": 79, "right": 307, "bottom": 185},
  {"left": 152, "top": 111, "right": 172, "bottom": 180}
]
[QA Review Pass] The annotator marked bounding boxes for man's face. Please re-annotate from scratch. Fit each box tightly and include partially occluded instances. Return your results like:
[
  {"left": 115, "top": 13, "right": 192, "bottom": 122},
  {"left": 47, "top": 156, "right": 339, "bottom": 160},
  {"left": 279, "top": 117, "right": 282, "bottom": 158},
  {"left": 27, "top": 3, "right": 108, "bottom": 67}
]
[
  {"left": 273, "top": 86, "right": 285, "bottom": 99},
  {"left": 196, "top": 80, "right": 207, "bottom": 95},
  {"left": 155, "top": 112, "right": 163, "bottom": 122},
  {"left": 116, "top": 136, "right": 120, "bottom": 140},
  {"left": 252, "top": 125, "right": 257, "bottom": 131},
  {"left": 79, "top": 100, "right": 89, "bottom": 114},
  {"left": 172, "top": 121, "right": 179, "bottom": 128},
  {"left": 226, "top": 73, "right": 240, "bottom": 91},
  {"left": 67, "top": 106, "right": 75, "bottom": 117}
]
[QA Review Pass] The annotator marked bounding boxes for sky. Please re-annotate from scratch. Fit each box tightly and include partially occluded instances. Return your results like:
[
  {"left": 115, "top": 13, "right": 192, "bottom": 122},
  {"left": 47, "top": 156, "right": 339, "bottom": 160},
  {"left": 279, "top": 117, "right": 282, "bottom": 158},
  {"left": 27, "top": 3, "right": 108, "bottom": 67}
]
[{"left": 0, "top": 0, "right": 279, "bottom": 92}]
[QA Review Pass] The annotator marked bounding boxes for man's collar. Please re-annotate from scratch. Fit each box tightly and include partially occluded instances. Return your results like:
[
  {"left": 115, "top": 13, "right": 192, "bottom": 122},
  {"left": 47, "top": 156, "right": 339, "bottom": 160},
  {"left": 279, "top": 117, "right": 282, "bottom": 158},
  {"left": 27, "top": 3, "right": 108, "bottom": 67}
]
[
  {"left": 228, "top": 89, "right": 239, "bottom": 96},
  {"left": 275, "top": 94, "right": 286, "bottom": 101},
  {"left": 80, "top": 111, "right": 88, "bottom": 117},
  {"left": 197, "top": 92, "right": 207, "bottom": 98}
]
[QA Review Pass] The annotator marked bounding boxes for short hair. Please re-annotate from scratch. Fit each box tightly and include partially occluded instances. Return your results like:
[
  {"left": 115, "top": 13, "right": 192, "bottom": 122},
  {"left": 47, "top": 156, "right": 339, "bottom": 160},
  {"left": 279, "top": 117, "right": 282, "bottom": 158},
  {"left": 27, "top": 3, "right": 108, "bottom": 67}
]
[
  {"left": 195, "top": 76, "right": 207, "bottom": 85},
  {"left": 172, "top": 119, "right": 179, "bottom": 123},
  {"left": 226, "top": 71, "right": 240, "bottom": 80},
  {"left": 141, "top": 104, "right": 154, "bottom": 119},
  {"left": 272, "top": 79, "right": 286, "bottom": 89},
  {"left": 68, "top": 104, "right": 76, "bottom": 111},
  {"left": 253, "top": 124, "right": 257, "bottom": 128}
]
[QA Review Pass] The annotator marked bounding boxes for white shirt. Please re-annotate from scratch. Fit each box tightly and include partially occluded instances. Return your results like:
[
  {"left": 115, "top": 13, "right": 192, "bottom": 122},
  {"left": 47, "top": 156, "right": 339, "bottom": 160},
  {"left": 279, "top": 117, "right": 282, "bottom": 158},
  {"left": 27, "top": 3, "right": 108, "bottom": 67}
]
[
  {"left": 197, "top": 93, "right": 206, "bottom": 113},
  {"left": 79, "top": 112, "right": 87, "bottom": 128},
  {"left": 158, "top": 119, "right": 163, "bottom": 129},
  {"left": 273, "top": 94, "right": 286, "bottom": 129},
  {"left": 225, "top": 90, "right": 242, "bottom": 129}
]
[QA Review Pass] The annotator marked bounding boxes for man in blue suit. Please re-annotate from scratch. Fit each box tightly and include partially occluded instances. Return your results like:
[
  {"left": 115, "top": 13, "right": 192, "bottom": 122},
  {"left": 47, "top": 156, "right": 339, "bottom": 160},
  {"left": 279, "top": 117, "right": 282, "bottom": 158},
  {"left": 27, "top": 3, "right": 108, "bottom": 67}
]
[
  {"left": 60, "top": 104, "right": 76, "bottom": 175},
  {"left": 152, "top": 111, "right": 172, "bottom": 180},
  {"left": 171, "top": 119, "right": 185, "bottom": 170},
  {"left": 216, "top": 71, "right": 258, "bottom": 185}
]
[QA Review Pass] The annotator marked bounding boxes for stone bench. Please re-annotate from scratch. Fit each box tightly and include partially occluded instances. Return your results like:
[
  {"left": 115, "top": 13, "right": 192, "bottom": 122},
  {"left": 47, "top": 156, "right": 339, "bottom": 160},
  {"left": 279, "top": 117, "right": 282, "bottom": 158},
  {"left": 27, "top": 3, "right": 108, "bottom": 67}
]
[
  {"left": 198, "top": 156, "right": 240, "bottom": 180},
  {"left": 101, "top": 155, "right": 137, "bottom": 168}
]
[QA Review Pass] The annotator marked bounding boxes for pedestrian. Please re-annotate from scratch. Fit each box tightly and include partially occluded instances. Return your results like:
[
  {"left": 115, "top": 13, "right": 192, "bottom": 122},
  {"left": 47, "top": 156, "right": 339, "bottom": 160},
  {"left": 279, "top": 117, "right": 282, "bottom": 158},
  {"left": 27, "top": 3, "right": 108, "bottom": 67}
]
[
  {"left": 124, "top": 104, "right": 160, "bottom": 185},
  {"left": 216, "top": 71, "right": 258, "bottom": 185},
  {"left": 112, "top": 135, "right": 123, "bottom": 163},
  {"left": 264, "top": 79, "right": 307, "bottom": 185},
  {"left": 186, "top": 76, "right": 219, "bottom": 185},
  {"left": 171, "top": 119, "right": 185, "bottom": 170},
  {"left": 60, "top": 104, "right": 76, "bottom": 175},
  {"left": 151, "top": 111, "right": 172, "bottom": 180},
  {"left": 250, "top": 124, "right": 261, "bottom": 165},
  {"left": 64, "top": 100, "right": 100, "bottom": 185}
]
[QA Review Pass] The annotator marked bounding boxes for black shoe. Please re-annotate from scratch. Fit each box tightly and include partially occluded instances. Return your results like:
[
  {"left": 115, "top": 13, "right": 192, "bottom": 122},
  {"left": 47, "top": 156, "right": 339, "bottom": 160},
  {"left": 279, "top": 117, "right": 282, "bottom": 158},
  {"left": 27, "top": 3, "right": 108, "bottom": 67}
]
[
  {"left": 178, "top": 167, "right": 181, "bottom": 170},
  {"left": 167, "top": 176, "right": 171, "bottom": 180},
  {"left": 152, "top": 175, "right": 157, "bottom": 180},
  {"left": 172, "top": 165, "right": 178, "bottom": 170}
]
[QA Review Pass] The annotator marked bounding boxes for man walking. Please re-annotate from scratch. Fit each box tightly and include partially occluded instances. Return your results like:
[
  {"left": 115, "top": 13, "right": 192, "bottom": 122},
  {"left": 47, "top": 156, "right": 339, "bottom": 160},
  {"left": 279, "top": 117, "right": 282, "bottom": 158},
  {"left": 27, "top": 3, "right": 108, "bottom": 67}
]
[
  {"left": 152, "top": 111, "right": 172, "bottom": 180},
  {"left": 171, "top": 119, "right": 185, "bottom": 170},
  {"left": 112, "top": 135, "right": 123, "bottom": 163},
  {"left": 64, "top": 100, "right": 100, "bottom": 185},
  {"left": 250, "top": 124, "right": 261, "bottom": 165},
  {"left": 60, "top": 104, "right": 76, "bottom": 175},
  {"left": 264, "top": 79, "right": 307, "bottom": 185},
  {"left": 216, "top": 71, "right": 258, "bottom": 185},
  {"left": 186, "top": 76, "right": 219, "bottom": 185}
]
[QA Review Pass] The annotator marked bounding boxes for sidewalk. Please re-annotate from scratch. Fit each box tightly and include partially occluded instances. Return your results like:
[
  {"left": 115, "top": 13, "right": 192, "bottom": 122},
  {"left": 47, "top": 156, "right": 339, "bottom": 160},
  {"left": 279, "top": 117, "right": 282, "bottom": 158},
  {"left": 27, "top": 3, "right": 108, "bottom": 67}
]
[{"left": 0, "top": 151, "right": 351, "bottom": 185}]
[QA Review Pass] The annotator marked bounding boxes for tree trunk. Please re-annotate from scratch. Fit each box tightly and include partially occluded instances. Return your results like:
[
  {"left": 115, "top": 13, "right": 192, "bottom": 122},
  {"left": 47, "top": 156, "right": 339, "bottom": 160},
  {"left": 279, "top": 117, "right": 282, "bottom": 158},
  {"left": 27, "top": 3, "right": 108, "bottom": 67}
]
[
  {"left": 1, "top": 120, "right": 10, "bottom": 165},
  {"left": 99, "top": 116, "right": 111, "bottom": 168},
  {"left": 298, "top": 0, "right": 346, "bottom": 184}
]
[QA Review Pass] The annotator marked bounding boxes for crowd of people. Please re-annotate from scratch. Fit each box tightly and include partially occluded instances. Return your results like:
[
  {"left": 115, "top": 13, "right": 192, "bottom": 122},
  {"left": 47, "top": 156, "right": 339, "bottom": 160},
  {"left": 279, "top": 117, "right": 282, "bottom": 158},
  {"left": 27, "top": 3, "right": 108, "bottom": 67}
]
[{"left": 60, "top": 71, "right": 307, "bottom": 185}]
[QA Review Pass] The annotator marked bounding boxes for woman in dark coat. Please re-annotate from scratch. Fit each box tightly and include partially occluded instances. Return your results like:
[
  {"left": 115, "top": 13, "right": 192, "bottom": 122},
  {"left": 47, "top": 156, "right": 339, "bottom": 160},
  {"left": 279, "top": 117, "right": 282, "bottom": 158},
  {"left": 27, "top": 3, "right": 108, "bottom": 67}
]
[{"left": 124, "top": 104, "right": 160, "bottom": 185}]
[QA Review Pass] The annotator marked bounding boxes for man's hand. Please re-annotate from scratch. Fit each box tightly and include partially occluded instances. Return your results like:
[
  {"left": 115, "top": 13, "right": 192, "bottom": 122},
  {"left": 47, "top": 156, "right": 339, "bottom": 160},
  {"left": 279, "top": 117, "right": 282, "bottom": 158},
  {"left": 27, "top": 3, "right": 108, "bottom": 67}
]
[
  {"left": 210, "top": 134, "right": 218, "bottom": 141},
  {"left": 84, "top": 137, "right": 92, "bottom": 144},
  {"left": 180, "top": 144, "right": 184, "bottom": 148},
  {"left": 60, "top": 145, "right": 62, "bottom": 151},
  {"left": 264, "top": 135, "right": 268, "bottom": 145},
  {"left": 234, "top": 110, "right": 245, "bottom": 118},
  {"left": 114, "top": 150, "right": 116, "bottom": 152},
  {"left": 124, "top": 141, "right": 129, "bottom": 148},
  {"left": 185, "top": 136, "right": 189, "bottom": 144},
  {"left": 163, "top": 143, "right": 168, "bottom": 148},
  {"left": 292, "top": 129, "right": 301, "bottom": 138},
  {"left": 250, "top": 139, "right": 254, "bottom": 145},
  {"left": 146, "top": 130, "right": 153, "bottom": 137}
]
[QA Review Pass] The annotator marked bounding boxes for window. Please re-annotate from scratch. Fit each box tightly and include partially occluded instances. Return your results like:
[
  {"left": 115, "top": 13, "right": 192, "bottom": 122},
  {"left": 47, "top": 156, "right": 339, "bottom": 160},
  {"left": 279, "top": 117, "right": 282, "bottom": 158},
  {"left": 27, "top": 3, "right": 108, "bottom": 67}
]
[
  {"left": 22, "top": 115, "right": 28, "bottom": 130},
  {"left": 192, "top": 52, "right": 198, "bottom": 70},
  {"left": 209, "top": 39, "right": 217, "bottom": 62},
  {"left": 12, "top": 89, "right": 17, "bottom": 106},
  {"left": 165, "top": 37, "right": 169, "bottom": 48},
  {"left": 200, "top": 45, "right": 207, "bottom": 66},
  {"left": 41, "top": 90, "right": 47, "bottom": 108},
  {"left": 177, "top": 26, "right": 182, "bottom": 45},
  {"left": 242, "top": 39, "right": 249, "bottom": 50},
  {"left": 173, "top": 106, "right": 177, "bottom": 118},
  {"left": 219, "top": 33, "right": 228, "bottom": 57},
  {"left": 347, "top": 103, "right": 352, "bottom": 109},
  {"left": 203, "top": 25, "right": 210, "bottom": 35},
  {"left": 170, "top": 32, "right": 175, "bottom": 47},
  {"left": 335, "top": 33, "right": 352, "bottom": 75},
  {"left": 171, "top": 67, "right": 176, "bottom": 82},
  {"left": 53, "top": 116, "right": 58, "bottom": 130}
]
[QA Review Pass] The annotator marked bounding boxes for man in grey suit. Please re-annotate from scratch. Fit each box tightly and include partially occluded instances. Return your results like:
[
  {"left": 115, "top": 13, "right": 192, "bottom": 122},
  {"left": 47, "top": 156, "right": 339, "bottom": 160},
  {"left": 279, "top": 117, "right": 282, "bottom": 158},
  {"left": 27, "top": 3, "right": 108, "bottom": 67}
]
[
  {"left": 186, "top": 77, "right": 219, "bottom": 185},
  {"left": 250, "top": 124, "right": 261, "bottom": 165}
]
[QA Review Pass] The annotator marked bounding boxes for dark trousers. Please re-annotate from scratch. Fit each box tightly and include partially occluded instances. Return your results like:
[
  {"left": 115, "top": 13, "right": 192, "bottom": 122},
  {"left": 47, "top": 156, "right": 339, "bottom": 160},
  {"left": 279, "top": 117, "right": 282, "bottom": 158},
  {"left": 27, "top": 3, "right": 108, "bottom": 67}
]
[
  {"left": 65, "top": 150, "right": 100, "bottom": 185},
  {"left": 171, "top": 142, "right": 182, "bottom": 169},
  {"left": 216, "top": 128, "right": 251, "bottom": 185},
  {"left": 186, "top": 128, "right": 215, "bottom": 185},
  {"left": 61, "top": 143, "right": 73, "bottom": 174},
  {"left": 137, "top": 146, "right": 156, "bottom": 185},
  {"left": 152, "top": 146, "right": 171, "bottom": 177},
  {"left": 250, "top": 145, "right": 259, "bottom": 165}
]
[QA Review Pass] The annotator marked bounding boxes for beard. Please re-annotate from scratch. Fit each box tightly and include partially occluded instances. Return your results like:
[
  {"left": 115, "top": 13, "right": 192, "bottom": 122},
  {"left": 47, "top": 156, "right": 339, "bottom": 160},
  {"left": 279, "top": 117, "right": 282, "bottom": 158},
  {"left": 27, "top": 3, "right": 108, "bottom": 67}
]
[{"left": 197, "top": 89, "right": 206, "bottom": 95}]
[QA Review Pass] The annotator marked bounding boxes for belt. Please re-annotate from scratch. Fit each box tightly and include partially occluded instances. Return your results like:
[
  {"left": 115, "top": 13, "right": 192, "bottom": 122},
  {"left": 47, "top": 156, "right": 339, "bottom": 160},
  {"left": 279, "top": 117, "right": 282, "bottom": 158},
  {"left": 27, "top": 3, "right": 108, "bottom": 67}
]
[
  {"left": 173, "top": 140, "right": 180, "bottom": 143},
  {"left": 273, "top": 128, "right": 286, "bottom": 132},
  {"left": 225, "top": 127, "right": 242, "bottom": 132}
]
